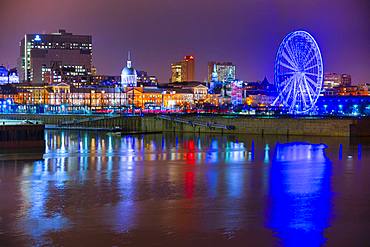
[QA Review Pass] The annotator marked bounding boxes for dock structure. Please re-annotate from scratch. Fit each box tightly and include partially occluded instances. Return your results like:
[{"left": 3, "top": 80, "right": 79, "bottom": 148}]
[
  {"left": 0, "top": 113, "right": 369, "bottom": 137},
  {"left": 159, "top": 115, "right": 235, "bottom": 130},
  {"left": 0, "top": 119, "right": 45, "bottom": 148}
]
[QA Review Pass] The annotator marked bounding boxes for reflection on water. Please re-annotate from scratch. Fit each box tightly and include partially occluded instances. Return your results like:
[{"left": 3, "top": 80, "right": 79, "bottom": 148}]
[
  {"left": 269, "top": 143, "right": 332, "bottom": 247},
  {"left": 0, "top": 130, "right": 369, "bottom": 246}
]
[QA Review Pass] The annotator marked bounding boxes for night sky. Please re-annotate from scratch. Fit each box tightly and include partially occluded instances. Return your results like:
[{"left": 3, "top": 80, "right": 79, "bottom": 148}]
[{"left": 0, "top": 0, "right": 369, "bottom": 83}]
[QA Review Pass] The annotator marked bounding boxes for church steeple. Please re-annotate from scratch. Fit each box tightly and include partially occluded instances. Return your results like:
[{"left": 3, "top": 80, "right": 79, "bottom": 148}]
[{"left": 127, "top": 51, "right": 132, "bottom": 69}]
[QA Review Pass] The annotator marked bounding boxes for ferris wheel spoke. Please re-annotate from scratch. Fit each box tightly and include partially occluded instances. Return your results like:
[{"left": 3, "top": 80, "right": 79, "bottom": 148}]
[
  {"left": 279, "top": 72, "right": 295, "bottom": 76},
  {"left": 303, "top": 76, "right": 314, "bottom": 105},
  {"left": 284, "top": 78, "right": 295, "bottom": 105},
  {"left": 285, "top": 42, "right": 300, "bottom": 69},
  {"left": 304, "top": 55, "right": 316, "bottom": 69},
  {"left": 305, "top": 75, "right": 321, "bottom": 90},
  {"left": 304, "top": 72, "right": 319, "bottom": 78},
  {"left": 280, "top": 75, "right": 295, "bottom": 92},
  {"left": 304, "top": 63, "right": 318, "bottom": 72},
  {"left": 298, "top": 82, "right": 308, "bottom": 108},
  {"left": 279, "top": 61, "right": 297, "bottom": 72},
  {"left": 303, "top": 44, "right": 314, "bottom": 64},
  {"left": 290, "top": 76, "right": 298, "bottom": 109},
  {"left": 273, "top": 75, "right": 294, "bottom": 105},
  {"left": 282, "top": 51, "right": 298, "bottom": 70}
]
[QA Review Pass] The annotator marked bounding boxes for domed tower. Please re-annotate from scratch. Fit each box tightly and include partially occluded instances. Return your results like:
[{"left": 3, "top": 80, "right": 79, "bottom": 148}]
[{"left": 121, "top": 51, "right": 137, "bottom": 87}]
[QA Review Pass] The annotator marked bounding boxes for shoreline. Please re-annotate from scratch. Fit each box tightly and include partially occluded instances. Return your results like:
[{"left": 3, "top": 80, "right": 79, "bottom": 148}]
[{"left": 0, "top": 113, "right": 369, "bottom": 137}]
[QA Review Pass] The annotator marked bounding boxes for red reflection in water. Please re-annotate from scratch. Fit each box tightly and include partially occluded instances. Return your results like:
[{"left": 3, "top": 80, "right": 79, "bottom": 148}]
[
  {"left": 185, "top": 140, "right": 195, "bottom": 165},
  {"left": 185, "top": 171, "right": 195, "bottom": 199}
]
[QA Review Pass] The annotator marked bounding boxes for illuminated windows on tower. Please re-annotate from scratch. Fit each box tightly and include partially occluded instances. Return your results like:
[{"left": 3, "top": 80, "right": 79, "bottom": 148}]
[
  {"left": 170, "top": 55, "right": 195, "bottom": 82},
  {"left": 17, "top": 29, "right": 92, "bottom": 84}
]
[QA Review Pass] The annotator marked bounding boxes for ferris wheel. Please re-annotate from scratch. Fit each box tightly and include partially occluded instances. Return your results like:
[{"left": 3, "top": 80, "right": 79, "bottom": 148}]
[{"left": 272, "top": 30, "right": 323, "bottom": 114}]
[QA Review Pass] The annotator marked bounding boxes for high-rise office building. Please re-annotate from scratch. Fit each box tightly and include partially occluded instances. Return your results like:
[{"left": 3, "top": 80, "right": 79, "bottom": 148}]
[
  {"left": 17, "top": 29, "right": 92, "bottom": 83},
  {"left": 171, "top": 63, "right": 183, "bottom": 83},
  {"left": 170, "top": 55, "right": 195, "bottom": 82},
  {"left": 207, "top": 62, "right": 236, "bottom": 82}
]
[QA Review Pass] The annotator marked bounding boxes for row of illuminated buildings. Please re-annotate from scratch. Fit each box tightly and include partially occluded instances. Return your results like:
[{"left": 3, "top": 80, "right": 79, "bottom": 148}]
[{"left": 0, "top": 83, "right": 218, "bottom": 114}]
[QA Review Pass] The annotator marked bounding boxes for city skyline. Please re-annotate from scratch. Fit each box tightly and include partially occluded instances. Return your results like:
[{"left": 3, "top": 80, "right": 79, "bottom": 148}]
[{"left": 0, "top": 0, "right": 369, "bottom": 83}]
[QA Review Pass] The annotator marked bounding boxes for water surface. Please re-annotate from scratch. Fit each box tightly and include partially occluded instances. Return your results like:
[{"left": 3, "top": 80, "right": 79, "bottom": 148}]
[{"left": 0, "top": 131, "right": 369, "bottom": 246}]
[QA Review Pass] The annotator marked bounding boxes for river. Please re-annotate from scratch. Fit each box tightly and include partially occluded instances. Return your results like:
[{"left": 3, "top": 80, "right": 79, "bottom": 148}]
[{"left": 0, "top": 130, "right": 369, "bottom": 246}]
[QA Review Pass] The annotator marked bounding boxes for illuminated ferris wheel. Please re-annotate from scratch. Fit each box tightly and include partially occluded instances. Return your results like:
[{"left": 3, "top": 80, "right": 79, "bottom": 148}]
[{"left": 272, "top": 30, "right": 323, "bottom": 114}]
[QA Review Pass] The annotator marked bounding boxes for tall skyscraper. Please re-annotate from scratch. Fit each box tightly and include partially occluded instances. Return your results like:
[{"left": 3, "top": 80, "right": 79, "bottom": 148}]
[
  {"left": 207, "top": 62, "right": 236, "bottom": 82},
  {"left": 170, "top": 55, "right": 195, "bottom": 82},
  {"left": 17, "top": 29, "right": 92, "bottom": 83}
]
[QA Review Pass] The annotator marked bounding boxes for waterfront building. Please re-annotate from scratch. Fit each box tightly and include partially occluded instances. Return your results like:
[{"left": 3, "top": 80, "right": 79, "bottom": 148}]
[
  {"left": 231, "top": 81, "right": 243, "bottom": 106},
  {"left": 8, "top": 68, "right": 19, "bottom": 84},
  {"left": 323, "top": 73, "right": 342, "bottom": 89},
  {"left": 125, "top": 87, "right": 163, "bottom": 109},
  {"left": 136, "top": 70, "right": 158, "bottom": 87},
  {"left": 0, "top": 66, "right": 9, "bottom": 84},
  {"left": 0, "top": 80, "right": 212, "bottom": 112},
  {"left": 338, "top": 85, "right": 368, "bottom": 96},
  {"left": 163, "top": 89, "right": 194, "bottom": 109},
  {"left": 89, "top": 75, "right": 120, "bottom": 87},
  {"left": 0, "top": 66, "right": 19, "bottom": 84},
  {"left": 124, "top": 86, "right": 201, "bottom": 109},
  {"left": 243, "top": 77, "right": 277, "bottom": 107},
  {"left": 166, "top": 81, "right": 208, "bottom": 102},
  {"left": 10, "top": 83, "right": 126, "bottom": 112},
  {"left": 317, "top": 95, "right": 370, "bottom": 115},
  {"left": 0, "top": 84, "right": 19, "bottom": 103},
  {"left": 17, "top": 29, "right": 92, "bottom": 84},
  {"left": 323, "top": 73, "right": 352, "bottom": 91},
  {"left": 207, "top": 62, "right": 236, "bottom": 83},
  {"left": 341, "top": 74, "right": 352, "bottom": 86},
  {"left": 121, "top": 52, "right": 137, "bottom": 87},
  {"left": 170, "top": 55, "right": 195, "bottom": 82}
]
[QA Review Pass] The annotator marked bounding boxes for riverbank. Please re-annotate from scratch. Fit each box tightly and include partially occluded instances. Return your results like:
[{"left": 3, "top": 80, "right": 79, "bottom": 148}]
[{"left": 0, "top": 113, "right": 369, "bottom": 137}]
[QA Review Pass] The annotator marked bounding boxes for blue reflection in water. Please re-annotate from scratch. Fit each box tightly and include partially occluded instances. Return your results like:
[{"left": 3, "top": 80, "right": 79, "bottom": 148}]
[
  {"left": 251, "top": 140, "right": 255, "bottom": 161},
  {"left": 18, "top": 161, "right": 70, "bottom": 243},
  {"left": 268, "top": 142, "right": 332, "bottom": 247},
  {"left": 264, "top": 144, "right": 270, "bottom": 163},
  {"left": 206, "top": 139, "right": 219, "bottom": 163},
  {"left": 339, "top": 144, "right": 343, "bottom": 160},
  {"left": 225, "top": 141, "right": 246, "bottom": 163},
  {"left": 358, "top": 144, "right": 362, "bottom": 161}
]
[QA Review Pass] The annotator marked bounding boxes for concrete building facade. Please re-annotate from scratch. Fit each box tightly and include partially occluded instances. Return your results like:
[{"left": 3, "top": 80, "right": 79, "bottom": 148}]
[{"left": 17, "top": 29, "right": 92, "bottom": 84}]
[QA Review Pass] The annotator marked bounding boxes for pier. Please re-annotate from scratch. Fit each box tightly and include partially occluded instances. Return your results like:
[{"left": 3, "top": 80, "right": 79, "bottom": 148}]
[{"left": 0, "top": 119, "right": 45, "bottom": 149}]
